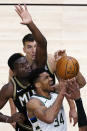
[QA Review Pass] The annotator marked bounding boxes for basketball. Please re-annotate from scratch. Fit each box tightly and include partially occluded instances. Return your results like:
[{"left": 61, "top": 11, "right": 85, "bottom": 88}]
[{"left": 56, "top": 56, "right": 79, "bottom": 80}]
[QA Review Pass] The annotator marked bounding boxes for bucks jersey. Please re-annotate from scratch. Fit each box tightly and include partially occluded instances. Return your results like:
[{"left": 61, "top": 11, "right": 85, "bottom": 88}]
[{"left": 29, "top": 93, "right": 67, "bottom": 131}]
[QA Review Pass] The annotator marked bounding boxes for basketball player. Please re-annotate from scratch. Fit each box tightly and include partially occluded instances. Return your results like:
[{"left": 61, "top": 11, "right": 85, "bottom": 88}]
[
  {"left": 65, "top": 78, "right": 87, "bottom": 131},
  {"left": 8, "top": 4, "right": 86, "bottom": 129},
  {"left": 25, "top": 68, "right": 67, "bottom": 131},
  {"left": 0, "top": 54, "right": 35, "bottom": 130},
  {"left": 9, "top": 4, "right": 47, "bottom": 130}
]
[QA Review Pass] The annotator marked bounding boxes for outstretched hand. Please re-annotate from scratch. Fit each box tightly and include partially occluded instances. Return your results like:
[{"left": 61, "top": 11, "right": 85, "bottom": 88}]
[
  {"left": 65, "top": 78, "right": 80, "bottom": 100},
  {"left": 54, "top": 50, "right": 67, "bottom": 62},
  {"left": 69, "top": 108, "right": 78, "bottom": 126},
  {"left": 15, "top": 4, "right": 32, "bottom": 25}
]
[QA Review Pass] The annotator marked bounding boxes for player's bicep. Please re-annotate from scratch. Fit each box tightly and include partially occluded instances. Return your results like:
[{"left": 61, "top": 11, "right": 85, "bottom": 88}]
[
  {"left": 33, "top": 103, "right": 47, "bottom": 121},
  {"left": 27, "top": 99, "right": 48, "bottom": 122},
  {"left": 0, "top": 88, "right": 8, "bottom": 109},
  {"left": 0, "top": 83, "right": 13, "bottom": 109}
]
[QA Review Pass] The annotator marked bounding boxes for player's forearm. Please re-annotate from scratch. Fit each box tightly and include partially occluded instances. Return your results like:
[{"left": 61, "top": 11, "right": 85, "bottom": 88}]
[
  {"left": 66, "top": 98, "right": 75, "bottom": 110},
  {"left": 0, "top": 113, "right": 10, "bottom": 123},
  {"left": 44, "top": 93, "right": 64, "bottom": 123},
  {"left": 76, "top": 72, "right": 86, "bottom": 88},
  {"left": 27, "top": 21, "right": 47, "bottom": 47},
  {"left": 9, "top": 98, "right": 17, "bottom": 115}
]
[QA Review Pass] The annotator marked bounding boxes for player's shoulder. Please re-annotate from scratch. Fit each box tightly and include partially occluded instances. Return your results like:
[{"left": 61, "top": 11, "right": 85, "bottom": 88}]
[
  {"left": 26, "top": 97, "right": 44, "bottom": 110},
  {"left": 2, "top": 81, "right": 13, "bottom": 90},
  {"left": 0, "top": 81, "right": 14, "bottom": 98}
]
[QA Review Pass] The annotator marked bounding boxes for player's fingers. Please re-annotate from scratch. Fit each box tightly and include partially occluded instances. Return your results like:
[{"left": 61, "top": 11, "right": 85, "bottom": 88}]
[
  {"left": 19, "top": 4, "right": 24, "bottom": 11},
  {"left": 15, "top": 5, "right": 22, "bottom": 13},
  {"left": 24, "top": 4, "right": 27, "bottom": 10},
  {"left": 69, "top": 115, "right": 72, "bottom": 123},
  {"left": 73, "top": 117, "right": 78, "bottom": 126},
  {"left": 20, "top": 22, "right": 26, "bottom": 25},
  {"left": 65, "top": 93, "right": 71, "bottom": 99}
]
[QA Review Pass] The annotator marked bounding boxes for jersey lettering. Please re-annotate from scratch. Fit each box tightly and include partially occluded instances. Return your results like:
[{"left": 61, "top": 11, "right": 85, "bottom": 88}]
[
  {"left": 19, "top": 92, "right": 31, "bottom": 106},
  {"left": 54, "top": 113, "right": 64, "bottom": 127}
]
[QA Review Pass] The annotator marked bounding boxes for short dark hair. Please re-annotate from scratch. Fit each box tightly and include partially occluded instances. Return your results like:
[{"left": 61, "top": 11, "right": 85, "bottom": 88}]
[
  {"left": 29, "top": 68, "right": 47, "bottom": 85},
  {"left": 8, "top": 53, "right": 23, "bottom": 70},
  {"left": 22, "top": 34, "right": 35, "bottom": 46}
]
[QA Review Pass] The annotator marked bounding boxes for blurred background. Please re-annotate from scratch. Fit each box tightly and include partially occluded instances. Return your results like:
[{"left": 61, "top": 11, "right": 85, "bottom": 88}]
[{"left": 0, "top": 0, "right": 87, "bottom": 131}]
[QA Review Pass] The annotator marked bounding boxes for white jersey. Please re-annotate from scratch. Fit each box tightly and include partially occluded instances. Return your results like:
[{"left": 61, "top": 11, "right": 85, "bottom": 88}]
[{"left": 29, "top": 93, "right": 67, "bottom": 131}]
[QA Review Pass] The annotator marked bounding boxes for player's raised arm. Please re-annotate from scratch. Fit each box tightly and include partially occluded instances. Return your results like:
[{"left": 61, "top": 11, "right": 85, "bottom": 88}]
[
  {"left": 15, "top": 4, "right": 47, "bottom": 66},
  {"left": 76, "top": 72, "right": 86, "bottom": 88}
]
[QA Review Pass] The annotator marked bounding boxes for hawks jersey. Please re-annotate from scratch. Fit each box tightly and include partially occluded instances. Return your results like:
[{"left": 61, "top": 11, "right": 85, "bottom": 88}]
[
  {"left": 29, "top": 93, "right": 67, "bottom": 131},
  {"left": 11, "top": 76, "right": 34, "bottom": 130}
]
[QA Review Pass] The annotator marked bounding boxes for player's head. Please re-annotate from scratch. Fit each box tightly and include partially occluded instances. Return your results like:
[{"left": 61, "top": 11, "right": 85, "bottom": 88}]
[
  {"left": 22, "top": 34, "right": 37, "bottom": 62},
  {"left": 29, "top": 68, "right": 53, "bottom": 92},
  {"left": 8, "top": 53, "right": 31, "bottom": 78}
]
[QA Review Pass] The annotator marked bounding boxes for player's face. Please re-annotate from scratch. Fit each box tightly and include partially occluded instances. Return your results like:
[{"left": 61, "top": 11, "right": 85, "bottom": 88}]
[
  {"left": 38, "top": 72, "right": 54, "bottom": 92},
  {"left": 14, "top": 57, "right": 31, "bottom": 78},
  {"left": 23, "top": 41, "right": 37, "bottom": 62}
]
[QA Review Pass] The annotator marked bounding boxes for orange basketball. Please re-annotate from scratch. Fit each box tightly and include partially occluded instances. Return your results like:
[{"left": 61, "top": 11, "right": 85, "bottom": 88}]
[{"left": 56, "top": 56, "right": 79, "bottom": 80}]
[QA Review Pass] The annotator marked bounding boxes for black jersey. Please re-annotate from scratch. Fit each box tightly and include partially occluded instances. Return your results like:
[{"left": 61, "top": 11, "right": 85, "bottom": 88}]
[
  {"left": 11, "top": 63, "right": 55, "bottom": 130},
  {"left": 11, "top": 76, "right": 33, "bottom": 130}
]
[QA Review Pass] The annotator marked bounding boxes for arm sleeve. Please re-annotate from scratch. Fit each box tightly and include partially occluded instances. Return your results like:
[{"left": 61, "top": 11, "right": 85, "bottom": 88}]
[{"left": 75, "top": 98, "right": 87, "bottom": 127}]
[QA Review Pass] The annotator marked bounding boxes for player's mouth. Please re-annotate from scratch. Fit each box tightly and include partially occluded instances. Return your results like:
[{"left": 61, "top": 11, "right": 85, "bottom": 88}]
[{"left": 49, "top": 80, "right": 54, "bottom": 86}]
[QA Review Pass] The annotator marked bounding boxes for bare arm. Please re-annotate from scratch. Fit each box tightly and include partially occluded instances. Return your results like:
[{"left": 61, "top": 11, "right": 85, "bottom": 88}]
[
  {"left": 27, "top": 85, "right": 66, "bottom": 124},
  {"left": 66, "top": 98, "right": 78, "bottom": 126},
  {"left": 15, "top": 5, "right": 47, "bottom": 66},
  {"left": 76, "top": 72, "right": 86, "bottom": 88},
  {"left": 65, "top": 79, "right": 87, "bottom": 130},
  {"left": 48, "top": 54, "right": 78, "bottom": 126},
  {"left": 0, "top": 82, "right": 14, "bottom": 122},
  {"left": 8, "top": 69, "right": 17, "bottom": 115}
]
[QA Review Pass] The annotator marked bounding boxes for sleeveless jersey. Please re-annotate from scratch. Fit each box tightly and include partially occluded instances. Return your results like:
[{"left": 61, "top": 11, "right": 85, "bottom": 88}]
[
  {"left": 11, "top": 76, "right": 34, "bottom": 130},
  {"left": 29, "top": 93, "right": 67, "bottom": 131}
]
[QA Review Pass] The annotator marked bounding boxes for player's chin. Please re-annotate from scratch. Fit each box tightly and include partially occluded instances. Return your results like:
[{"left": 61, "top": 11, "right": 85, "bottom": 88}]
[
  {"left": 32, "top": 55, "right": 36, "bottom": 60},
  {"left": 50, "top": 85, "right": 55, "bottom": 91},
  {"left": 49, "top": 86, "right": 54, "bottom": 92}
]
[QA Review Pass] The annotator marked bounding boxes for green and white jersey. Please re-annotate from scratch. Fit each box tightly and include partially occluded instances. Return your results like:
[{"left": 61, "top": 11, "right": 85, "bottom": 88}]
[{"left": 29, "top": 93, "right": 67, "bottom": 131}]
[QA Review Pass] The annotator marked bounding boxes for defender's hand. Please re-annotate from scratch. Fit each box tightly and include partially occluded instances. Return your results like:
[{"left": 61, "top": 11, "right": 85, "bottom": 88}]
[
  {"left": 54, "top": 50, "right": 67, "bottom": 62},
  {"left": 15, "top": 4, "right": 32, "bottom": 25},
  {"left": 69, "top": 109, "right": 78, "bottom": 126}
]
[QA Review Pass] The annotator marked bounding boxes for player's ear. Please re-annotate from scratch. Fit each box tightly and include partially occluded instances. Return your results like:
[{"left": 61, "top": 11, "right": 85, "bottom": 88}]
[
  {"left": 35, "top": 82, "right": 41, "bottom": 88},
  {"left": 23, "top": 47, "right": 26, "bottom": 53}
]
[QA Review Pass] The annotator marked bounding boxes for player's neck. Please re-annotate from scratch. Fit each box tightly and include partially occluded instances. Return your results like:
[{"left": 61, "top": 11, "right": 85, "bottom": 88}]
[
  {"left": 15, "top": 76, "right": 29, "bottom": 86},
  {"left": 26, "top": 55, "right": 33, "bottom": 65}
]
